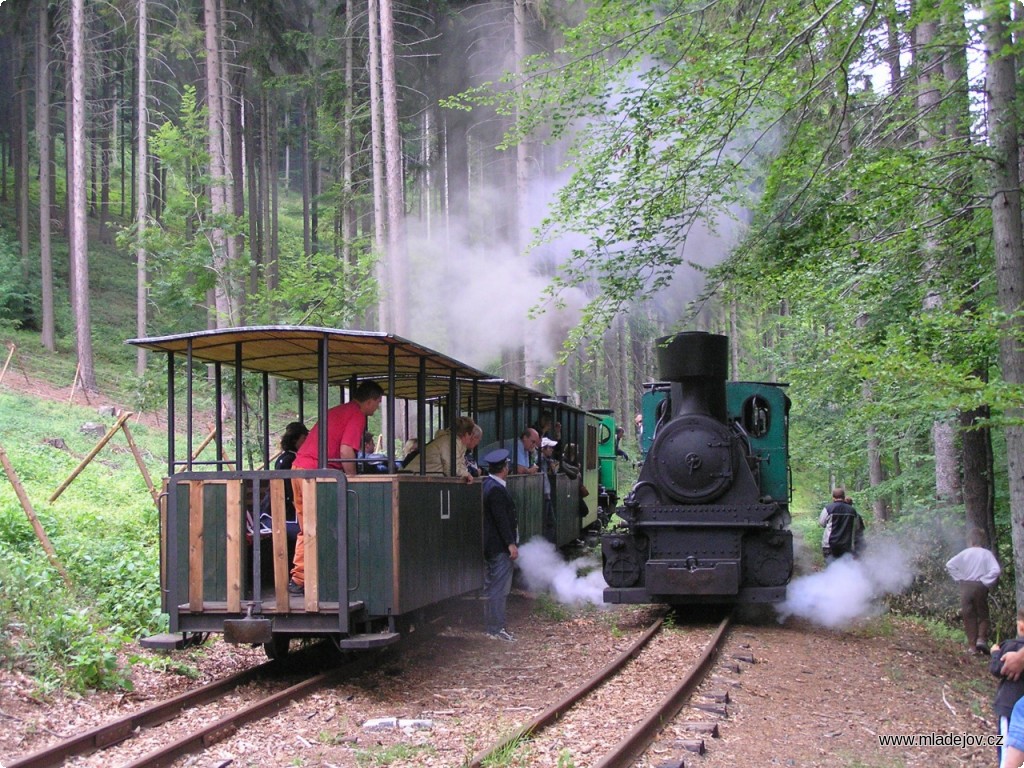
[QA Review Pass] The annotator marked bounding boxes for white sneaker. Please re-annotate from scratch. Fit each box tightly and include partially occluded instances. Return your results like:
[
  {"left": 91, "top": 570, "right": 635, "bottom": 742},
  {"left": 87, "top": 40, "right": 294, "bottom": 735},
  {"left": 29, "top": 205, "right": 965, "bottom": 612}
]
[{"left": 489, "top": 628, "right": 515, "bottom": 642}]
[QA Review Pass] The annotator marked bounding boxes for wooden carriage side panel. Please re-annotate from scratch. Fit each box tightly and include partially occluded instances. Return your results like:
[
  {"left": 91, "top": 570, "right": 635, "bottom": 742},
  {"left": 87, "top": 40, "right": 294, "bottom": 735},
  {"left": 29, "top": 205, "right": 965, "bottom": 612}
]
[
  {"left": 159, "top": 480, "right": 169, "bottom": 614},
  {"left": 555, "top": 474, "right": 579, "bottom": 546},
  {"left": 225, "top": 480, "right": 242, "bottom": 613},
  {"left": 301, "top": 478, "right": 319, "bottom": 611},
  {"left": 170, "top": 482, "right": 191, "bottom": 628},
  {"left": 395, "top": 479, "right": 484, "bottom": 613},
  {"left": 188, "top": 481, "right": 204, "bottom": 612},
  {"left": 395, "top": 480, "right": 442, "bottom": 610},
  {"left": 201, "top": 482, "right": 228, "bottom": 606},
  {"left": 445, "top": 482, "right": 484, "bottom": 597},
  {"left": 269, "top": 479, "right": 290, "bottom": 612},
  {"left": 391, "top": 479, "right": 401, "bottom": 610},
  {"left": 342, "top": 479, "right": 394, "bottom": 617},
  {"left": 309, "top": 477, "right": 342, "bottom": 607},
  {"left": 508, "top": 474, "right": 544, "bottom": 544}
]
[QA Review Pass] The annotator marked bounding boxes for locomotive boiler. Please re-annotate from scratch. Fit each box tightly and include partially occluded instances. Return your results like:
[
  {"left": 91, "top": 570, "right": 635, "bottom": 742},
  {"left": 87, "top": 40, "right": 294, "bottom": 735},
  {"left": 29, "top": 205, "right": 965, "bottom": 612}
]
[{"left": 601, "top": 331, "right": 793, "bottom": 605}]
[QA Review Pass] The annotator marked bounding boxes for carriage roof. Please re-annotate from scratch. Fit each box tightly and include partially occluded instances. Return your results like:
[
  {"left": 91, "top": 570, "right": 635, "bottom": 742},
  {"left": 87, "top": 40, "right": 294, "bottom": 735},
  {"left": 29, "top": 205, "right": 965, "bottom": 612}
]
[{"left": 127, "top": 325, "right": 564, "bottom": 410}]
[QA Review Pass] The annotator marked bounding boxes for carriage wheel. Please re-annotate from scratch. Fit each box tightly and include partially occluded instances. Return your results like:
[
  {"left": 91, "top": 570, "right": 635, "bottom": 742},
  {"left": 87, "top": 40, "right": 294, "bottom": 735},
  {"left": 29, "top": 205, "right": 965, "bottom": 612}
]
[{"left": 263, "top": 634, "right": 290, "bottom": 660}]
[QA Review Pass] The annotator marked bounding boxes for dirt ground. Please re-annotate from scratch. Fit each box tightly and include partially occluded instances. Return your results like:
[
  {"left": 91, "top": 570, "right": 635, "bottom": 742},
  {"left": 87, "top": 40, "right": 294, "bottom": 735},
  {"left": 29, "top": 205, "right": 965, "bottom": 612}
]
[{"left": 0, "top": 592, "right": 1001, "bottom": 768}]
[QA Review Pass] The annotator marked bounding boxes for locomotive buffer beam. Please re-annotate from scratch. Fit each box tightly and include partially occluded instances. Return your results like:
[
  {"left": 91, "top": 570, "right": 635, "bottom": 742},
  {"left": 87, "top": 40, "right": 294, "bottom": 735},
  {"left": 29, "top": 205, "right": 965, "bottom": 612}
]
[
  {"left": 631, "top": 520, "right": 772, "bottom": 529},
  {"left": 623, "top": 503, "right": 783, "bottom": 527},
  {"left": 646, "top": 559, "right": 740, "bottom": 596}
]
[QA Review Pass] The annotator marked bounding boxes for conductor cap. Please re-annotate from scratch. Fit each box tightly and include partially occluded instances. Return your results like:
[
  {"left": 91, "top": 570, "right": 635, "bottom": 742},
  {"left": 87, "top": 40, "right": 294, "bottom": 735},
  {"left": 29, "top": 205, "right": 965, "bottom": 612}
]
[{"left": 483, "top": 448, "right": 510, "bottom": 469}]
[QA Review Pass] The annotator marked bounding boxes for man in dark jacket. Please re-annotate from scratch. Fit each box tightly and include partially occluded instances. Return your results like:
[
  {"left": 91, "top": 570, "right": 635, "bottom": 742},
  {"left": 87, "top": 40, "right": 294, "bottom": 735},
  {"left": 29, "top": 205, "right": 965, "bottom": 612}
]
[
  {"left": 823, "top": 487, "right": 864, "bottom": 559},
  {"left": 482, "top": 449, "right": 518, "bottom": 642}
]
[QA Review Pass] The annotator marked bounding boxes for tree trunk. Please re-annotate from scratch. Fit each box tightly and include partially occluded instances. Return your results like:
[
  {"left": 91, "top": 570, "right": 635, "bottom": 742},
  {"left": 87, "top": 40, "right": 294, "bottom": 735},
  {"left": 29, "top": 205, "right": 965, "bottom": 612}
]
[
  {"left": 262, "top": 91, "right": 276, "bottom": 293},
  {"left": 246, "top": 95, "right": 261, "bottom": 299},
  {"left": 204, "top": 0, "right": 235, "bottom": 327},
  {"left": 984, "top": 0, "right": 1024, "bottom": 609},
  {"left": 913, "top": 14, "right": 961, "bottom": 506},
  {"left": 228, "top": 72, "right": 245, "bottom": 317},
  {"left": 219, "top": 0, "right": 241, "bottom": 320},
  {"left": 961, "top": 406, "right": 996, "bottom": 550},
  {"left": 135, "top": 0, "right": 148, "bottom": 375},
  {"left": 71, "top": 0, "right": 97, "bottom": 392},
  {"left": 380, "top": 0, "right": 407, "bottom": 334},
  {"left": 301, "top": 92, "right": 312, "bottom": 260},
  {"left": 37, "top": 1, "right": 55, "bottom": 351},
  {"left": 861, "top": 380, "right": 890, "bottom": 522},
  {"left": 99, "top": 73, "right": 112, "bottom": 245},
  {"left": 342, "top": 0, "right": 355, "bottom": 271},
  {"left": 16, "top": 36, "right": 29, "bottom": 279},
  {"left": 514, "top": 0, "right": 534, "bottom": 384},
  {"left": 368, "top": 0, "right": 386, "bottom": 330}
]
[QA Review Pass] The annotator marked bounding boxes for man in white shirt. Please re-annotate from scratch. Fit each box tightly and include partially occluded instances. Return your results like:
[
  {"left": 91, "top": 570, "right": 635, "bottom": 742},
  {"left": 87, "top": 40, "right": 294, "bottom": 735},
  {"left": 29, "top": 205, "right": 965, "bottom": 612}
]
[{"left": 945, "top": 529, "right": 1001, "bottom": 655}]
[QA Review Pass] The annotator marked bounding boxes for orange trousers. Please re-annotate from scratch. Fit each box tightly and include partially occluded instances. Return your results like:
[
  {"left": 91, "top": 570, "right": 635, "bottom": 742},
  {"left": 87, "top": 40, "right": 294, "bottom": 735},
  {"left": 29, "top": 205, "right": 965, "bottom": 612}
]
[{"left": 289, "top": 479, "right": 307, "bottom": 586}]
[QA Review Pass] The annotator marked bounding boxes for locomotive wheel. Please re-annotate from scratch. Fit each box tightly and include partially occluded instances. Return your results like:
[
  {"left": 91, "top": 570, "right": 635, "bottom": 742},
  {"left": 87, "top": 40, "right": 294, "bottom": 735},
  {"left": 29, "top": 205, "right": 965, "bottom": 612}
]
[{"left": 263, "top": 633, "right": 291, "bottom": 660}]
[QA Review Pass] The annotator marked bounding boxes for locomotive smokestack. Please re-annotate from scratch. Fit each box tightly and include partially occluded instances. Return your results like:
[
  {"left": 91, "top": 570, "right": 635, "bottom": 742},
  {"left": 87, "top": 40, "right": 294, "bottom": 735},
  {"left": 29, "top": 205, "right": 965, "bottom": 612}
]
[{"left": 656, "top": 332, "right": 728, "bottom": 422}]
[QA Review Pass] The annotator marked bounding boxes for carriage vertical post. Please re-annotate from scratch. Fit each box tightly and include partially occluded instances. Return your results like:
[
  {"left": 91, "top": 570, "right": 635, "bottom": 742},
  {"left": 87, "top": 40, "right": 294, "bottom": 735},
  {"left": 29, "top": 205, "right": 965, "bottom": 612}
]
[
  {"left": 234, "top": 343, "right": 243, "bottom": 471},
  {"left": 167, "top": 351, "right": 175, "bottom": 476},
  {"left": 387, "top": 345, "right": 397, "bottom": 472},
  {"left": 186, "top": 340, "right": 193, "bottom": 469},
  {"left": 261, "top": 371, "right": 270, "bottom": 468}
]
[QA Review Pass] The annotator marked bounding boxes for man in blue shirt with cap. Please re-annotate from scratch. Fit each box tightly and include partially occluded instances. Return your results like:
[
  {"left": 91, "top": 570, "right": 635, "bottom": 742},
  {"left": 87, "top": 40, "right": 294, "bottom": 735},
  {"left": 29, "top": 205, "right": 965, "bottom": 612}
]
[{"left": 481, "top": 448, "right": 518, "bottom": 641}]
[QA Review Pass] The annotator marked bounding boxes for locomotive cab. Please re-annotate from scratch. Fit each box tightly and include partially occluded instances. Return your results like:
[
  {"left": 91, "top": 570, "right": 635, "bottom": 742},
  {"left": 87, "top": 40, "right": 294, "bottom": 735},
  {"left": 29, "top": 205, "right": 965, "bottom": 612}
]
[{"left": 602, "top": 332, "right": 793, "bottom": 606}]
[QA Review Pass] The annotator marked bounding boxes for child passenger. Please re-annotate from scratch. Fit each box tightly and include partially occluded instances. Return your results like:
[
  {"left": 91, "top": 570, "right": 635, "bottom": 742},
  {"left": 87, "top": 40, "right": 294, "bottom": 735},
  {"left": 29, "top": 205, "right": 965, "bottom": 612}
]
[{"left": 991, "top": 610, "right": 1024, "bottom": 767}]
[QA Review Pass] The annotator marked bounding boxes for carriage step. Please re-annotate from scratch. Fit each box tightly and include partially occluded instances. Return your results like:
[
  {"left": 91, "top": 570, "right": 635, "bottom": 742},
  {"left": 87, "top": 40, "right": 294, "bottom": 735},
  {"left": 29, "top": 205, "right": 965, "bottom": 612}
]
[
  {"left": 139, "top": 632, "right": 205, "bottom": 651},
  {"left": 335, "top": 632, "right": 401, "bottom": 649}
]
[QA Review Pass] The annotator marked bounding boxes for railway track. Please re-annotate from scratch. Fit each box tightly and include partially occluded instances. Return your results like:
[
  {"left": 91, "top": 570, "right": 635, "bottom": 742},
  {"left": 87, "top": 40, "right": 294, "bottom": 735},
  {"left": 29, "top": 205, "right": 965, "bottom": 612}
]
[
  {"left": 7, "top": 644, "right": 385, "bottom": 768},
  {"left": 467, "top": 611, "right": 734, "bottom": 768}
]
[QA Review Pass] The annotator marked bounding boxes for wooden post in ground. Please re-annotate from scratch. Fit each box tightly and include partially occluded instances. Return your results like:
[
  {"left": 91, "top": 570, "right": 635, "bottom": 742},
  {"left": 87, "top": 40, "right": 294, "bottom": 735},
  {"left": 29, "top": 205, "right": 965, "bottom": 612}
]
[
  {"left": 190, "top": 424, "right": 217, "bottom": 461},
  {"left": 0, "top": 441, "right": 74, "bottom": 589},
  {"left": 0, "top": 343, "right": 15, "bottom": 387},
  {"left": 67, "top": 361, "right": 81, "bottom": 405},
  {"left": 120, "top": 420, "right": 159, "bottom": 506},
  {"left": 49, "top": 411, "right": 133, "bottom": 502}
]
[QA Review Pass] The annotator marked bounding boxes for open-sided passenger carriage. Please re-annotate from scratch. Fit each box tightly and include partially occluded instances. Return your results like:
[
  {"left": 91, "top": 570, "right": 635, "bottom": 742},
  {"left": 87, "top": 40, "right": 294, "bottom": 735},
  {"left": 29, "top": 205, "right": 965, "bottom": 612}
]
[{"left": 130, "top": 327, "right": 602, "bottom": 658}]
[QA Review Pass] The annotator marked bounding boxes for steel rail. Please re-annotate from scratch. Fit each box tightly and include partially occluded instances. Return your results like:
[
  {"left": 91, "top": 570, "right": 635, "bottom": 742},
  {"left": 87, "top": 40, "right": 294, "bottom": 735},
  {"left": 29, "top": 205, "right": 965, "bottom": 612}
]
[
  {"left": 7, "top": 661, "right": 276, "bottom": 768},
  {"left": 119, "top": 661, "right": 364, "bottom": 768},
  {"left": 466, "top": 611, "right": 667, "bottom": 768},
  {"left": 592, "top": 612, "right": 732, "bottom": 768}
]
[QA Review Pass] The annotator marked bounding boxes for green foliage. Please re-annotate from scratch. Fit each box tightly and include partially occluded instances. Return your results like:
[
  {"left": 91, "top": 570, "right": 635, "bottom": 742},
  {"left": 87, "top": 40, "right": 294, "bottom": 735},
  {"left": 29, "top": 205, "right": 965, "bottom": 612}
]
[
  {"left": 353, "top": 743, "right": 435, "bottom": 766},
  {"left": 0, "top": 228, "right": 41, "bottom": 332},
  {"left": 532, "top": 593, "right": 573, "bottom": 622},
  {"left": 0, "top": 392, "right": 166, "bottom": 692},
  {"left": 0, "top": 553, "right": 132, "bottom": 693},
  {"left": 480, "top": 731, "right": 532, "bottom": 767},
  {"left": 129, "top": 653, "right": 201, "bottom": 680}
]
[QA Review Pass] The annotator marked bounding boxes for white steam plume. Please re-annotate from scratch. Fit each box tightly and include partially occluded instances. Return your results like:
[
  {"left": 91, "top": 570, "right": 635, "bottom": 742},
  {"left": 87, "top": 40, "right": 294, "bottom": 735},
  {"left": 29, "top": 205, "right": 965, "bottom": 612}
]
[
  {"left": 776, "top": 536, "right": 915, "bottom": 628},
  {"left": 516, "top": 538, "right": 608, "bottom": 607}
]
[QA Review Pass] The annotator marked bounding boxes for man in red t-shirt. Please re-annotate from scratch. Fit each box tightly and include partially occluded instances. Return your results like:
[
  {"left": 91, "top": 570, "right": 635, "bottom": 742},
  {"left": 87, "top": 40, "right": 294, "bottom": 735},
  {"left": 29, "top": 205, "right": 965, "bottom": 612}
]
[{"left": 288, "top": 381, "right": 384, "bottom": 593}]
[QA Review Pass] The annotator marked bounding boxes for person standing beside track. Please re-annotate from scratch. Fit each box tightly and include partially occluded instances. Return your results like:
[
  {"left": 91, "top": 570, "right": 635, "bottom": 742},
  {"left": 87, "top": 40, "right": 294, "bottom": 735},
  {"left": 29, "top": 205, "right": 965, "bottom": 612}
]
[
  {"left": 287, "top": 381, "right": 384, "bottom": 595},
  {"left": 818, "top": 487, "right": 864, "bottom": 562},
  {"left": 946, "top": 528, "right": 1001, "bottom": 656},
  {"left": 482, "top": 448, "right": 518, "bottom": 642}
]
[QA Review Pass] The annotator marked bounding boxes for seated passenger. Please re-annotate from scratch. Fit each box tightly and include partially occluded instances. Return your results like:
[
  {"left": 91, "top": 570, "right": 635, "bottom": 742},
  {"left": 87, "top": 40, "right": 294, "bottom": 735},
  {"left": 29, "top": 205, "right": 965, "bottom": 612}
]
[
  {"left": 533, "top": 411, "right": 563, "bottom": 459},
  {"left": 480, "top": 428, "right": 540, "bottom": 474},
  {"left": 359, "top": 432, "right": 389, "bottom": 473},
  {"left": 421, "top": 416, "right": 482, "bottom": 481},
  {"left": 400, "top": 438, "right": 420, "bottom": 468},
  {"left": 259, "top": 421, "right": 308, "bottom": 532}
]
